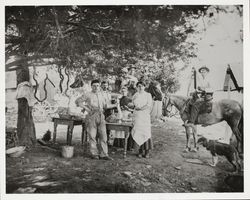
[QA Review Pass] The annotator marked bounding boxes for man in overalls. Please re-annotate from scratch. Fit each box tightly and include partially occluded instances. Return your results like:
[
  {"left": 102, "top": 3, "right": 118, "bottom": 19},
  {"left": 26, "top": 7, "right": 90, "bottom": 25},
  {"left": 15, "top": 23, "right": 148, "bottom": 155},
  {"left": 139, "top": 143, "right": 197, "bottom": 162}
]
[
  {"left": 75, "top": 79, "right": 116, "bottom": 160},
  {"left": 186, "top": 66, "right": 213, "bottom": 125}
]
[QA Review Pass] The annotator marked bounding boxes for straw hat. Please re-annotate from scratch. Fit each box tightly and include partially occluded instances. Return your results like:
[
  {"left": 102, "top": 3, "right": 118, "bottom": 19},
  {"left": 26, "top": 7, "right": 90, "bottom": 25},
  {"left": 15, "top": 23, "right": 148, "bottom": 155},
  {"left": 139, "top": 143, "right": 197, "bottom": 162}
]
[{"left": 198, "top": 66, "right": 210, "bottom": 73}]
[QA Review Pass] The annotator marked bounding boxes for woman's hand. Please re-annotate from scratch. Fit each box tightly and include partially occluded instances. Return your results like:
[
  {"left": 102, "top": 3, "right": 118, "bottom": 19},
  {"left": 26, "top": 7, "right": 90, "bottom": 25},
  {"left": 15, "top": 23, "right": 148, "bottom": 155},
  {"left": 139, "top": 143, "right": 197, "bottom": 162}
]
[{"left": 127, "top": 102, "right": 134, "bottom": 108}]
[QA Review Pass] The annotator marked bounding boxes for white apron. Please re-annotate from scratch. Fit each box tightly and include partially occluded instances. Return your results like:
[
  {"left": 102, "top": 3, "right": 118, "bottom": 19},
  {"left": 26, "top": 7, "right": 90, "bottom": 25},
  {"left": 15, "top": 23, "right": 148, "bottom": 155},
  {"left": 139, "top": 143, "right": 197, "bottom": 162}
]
[{"left": 131, "top": 92, "right": 152, "bottom": 146}]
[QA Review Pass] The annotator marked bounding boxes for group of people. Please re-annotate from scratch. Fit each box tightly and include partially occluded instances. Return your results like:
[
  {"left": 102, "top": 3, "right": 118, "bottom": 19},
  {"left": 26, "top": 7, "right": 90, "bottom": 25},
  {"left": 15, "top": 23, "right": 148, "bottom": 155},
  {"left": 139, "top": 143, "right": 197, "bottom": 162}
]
[
  {"left": 75, "top": 75, "right": 159, "bottom": 160},
  {"left": 74, "top": 65, "right": 213, "bottom": 160}
]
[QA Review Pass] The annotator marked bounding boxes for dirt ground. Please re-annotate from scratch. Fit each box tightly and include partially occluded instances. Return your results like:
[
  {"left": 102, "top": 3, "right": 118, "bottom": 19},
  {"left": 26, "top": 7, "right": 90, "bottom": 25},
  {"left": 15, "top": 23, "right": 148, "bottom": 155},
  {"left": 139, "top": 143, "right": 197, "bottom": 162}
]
[{"left": 6, "top": 118, "right": 243, "bottom": 193}]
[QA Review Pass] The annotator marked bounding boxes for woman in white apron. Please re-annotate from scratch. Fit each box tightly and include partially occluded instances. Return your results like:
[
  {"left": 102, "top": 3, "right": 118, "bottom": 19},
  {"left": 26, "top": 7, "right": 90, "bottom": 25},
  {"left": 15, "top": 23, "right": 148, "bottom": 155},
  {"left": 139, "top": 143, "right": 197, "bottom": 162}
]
[{"left": 131, "top": 81, "right": 153, "bottom": 158}]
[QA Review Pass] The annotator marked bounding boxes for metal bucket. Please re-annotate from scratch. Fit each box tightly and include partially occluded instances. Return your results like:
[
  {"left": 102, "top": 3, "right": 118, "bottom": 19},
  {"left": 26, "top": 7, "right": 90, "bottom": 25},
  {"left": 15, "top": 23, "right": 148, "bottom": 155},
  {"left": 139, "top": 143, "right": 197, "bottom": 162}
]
[
  {"left": 61, "top": 145, "right": 74, "bottom": 158},
  {"left": 187, "top": 126, "right": 193, "bottom": 134}
]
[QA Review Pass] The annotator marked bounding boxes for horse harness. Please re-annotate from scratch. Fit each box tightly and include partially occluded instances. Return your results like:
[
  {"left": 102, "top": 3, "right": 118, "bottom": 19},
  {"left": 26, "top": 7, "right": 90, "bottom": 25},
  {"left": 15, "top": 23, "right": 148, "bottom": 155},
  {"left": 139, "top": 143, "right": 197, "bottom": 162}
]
[
  {"left": 164, "top": 96, "right": 190, "bottom": 116},
  {"left": 164, "top": 93, "right": 213, "bottom": 118}
]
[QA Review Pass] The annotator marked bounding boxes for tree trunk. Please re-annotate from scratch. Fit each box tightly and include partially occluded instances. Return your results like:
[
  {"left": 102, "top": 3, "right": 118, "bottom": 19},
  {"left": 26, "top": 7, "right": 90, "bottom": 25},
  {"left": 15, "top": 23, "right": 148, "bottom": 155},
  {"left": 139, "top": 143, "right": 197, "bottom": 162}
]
[{"left": 16, "top": 64, "right": 36, "bottom": 146}]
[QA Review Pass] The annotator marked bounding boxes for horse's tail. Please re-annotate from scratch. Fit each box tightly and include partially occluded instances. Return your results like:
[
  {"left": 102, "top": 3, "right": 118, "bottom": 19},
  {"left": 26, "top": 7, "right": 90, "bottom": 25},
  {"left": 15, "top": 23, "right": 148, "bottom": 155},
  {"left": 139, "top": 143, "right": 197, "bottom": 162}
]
[
  {"left": 238, "top": 103, "right": 243, "bottom": 135},
  {"left": 238, "top": 102, "right": 243, "bottom": 159}
]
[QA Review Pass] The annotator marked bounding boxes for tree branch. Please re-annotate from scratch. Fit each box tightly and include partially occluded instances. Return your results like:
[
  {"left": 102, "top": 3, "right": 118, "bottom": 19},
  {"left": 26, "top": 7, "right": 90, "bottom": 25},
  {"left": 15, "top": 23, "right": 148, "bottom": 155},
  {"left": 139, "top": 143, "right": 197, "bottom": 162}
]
[
  {"left": 5, "top": 55, "right": 62, "bottom": 71},
  {"left": 7, "top": 19, "right": 128, "bottom": 33}
]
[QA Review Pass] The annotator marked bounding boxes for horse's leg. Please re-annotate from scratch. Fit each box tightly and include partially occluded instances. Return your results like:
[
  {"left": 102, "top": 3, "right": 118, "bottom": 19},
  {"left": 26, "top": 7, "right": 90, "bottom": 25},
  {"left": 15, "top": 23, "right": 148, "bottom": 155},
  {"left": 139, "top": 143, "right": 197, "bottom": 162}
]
[
  {"left": 229, "top": 121, "right": 243, "bottom": 156},
  {"left": 234, "top": 127, "right": 243, "bottom": 158},
  {"left": 183, "top": 126, "right": 191, "bottom": 152},
  {"left": 192, "top": 125, "right": 198, "bottom": 152}
]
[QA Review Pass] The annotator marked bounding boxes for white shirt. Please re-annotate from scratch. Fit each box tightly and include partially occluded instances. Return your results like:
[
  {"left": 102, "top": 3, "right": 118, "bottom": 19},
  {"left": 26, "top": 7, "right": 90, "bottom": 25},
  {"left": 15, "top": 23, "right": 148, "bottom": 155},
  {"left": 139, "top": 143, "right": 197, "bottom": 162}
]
[
  {"left": 75, "top": 91, "right": 107, "bottom": 112},
  {"left": 197, "top": 75, "right": 213, "bottom": 93},
  {"left": 100, "top": 90, "right": 111, "bottom": 105}
]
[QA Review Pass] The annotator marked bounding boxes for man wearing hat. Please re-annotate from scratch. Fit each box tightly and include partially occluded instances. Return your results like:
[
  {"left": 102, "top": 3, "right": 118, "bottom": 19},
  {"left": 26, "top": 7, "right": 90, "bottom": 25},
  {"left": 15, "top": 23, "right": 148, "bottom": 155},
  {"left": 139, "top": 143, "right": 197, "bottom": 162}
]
[
  {"left": 197, "top": 66, "right": 212, "bottom": 93},
  {"left": 126, "top": 65, "right": 138, "bottom": 84},
  {"left": 186, "top": 65, "right": 213, "bottom": 126},
  {"left": 126, "top": 65, "right": 138, "bottom": 97}
]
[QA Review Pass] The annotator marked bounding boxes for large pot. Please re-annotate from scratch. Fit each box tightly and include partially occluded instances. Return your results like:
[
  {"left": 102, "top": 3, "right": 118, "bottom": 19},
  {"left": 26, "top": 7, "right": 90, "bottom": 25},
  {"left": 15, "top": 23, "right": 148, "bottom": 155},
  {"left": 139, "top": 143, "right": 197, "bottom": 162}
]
[{"left": 6, "top": 146, "right": 26, "bottom": 157}]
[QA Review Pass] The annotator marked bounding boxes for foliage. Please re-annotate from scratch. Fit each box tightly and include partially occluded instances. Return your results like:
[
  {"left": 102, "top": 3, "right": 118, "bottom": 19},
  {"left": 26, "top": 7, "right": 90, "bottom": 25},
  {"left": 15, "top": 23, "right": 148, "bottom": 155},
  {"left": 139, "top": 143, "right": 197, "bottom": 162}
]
[{"left": 6, "top": 5, "right": 213, "bottom": 90}]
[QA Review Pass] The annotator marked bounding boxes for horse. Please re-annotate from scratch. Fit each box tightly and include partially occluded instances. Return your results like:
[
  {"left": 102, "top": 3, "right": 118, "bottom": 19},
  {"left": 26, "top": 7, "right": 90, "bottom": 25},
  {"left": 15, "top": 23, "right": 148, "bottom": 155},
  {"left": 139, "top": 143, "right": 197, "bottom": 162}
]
[{"left": 162, "top": 94, "right": 243, "bottom": 155}]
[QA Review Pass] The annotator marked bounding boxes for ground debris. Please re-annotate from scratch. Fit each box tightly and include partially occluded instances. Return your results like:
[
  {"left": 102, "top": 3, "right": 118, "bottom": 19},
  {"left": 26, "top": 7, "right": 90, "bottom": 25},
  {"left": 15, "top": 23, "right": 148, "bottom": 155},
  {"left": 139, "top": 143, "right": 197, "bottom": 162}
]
[
  {"left": 6, "top": 118, "right": 236, "bottom": 193},
  {"left": 82, "top": 177, "right": 91, "bottom": 182},
  {"left": 32, "top": 175, "right": 47, "bottom": 182},
  {"left": 73, "top": 167, "right": 82, "bottom": 171},
  {"left": 185, "top": 158, "right": 204, "bottom": 165},
  {"left": 224, "top": 175, "right": 243, "bottom": 192},
  {"left": 14, "top": 187, "right": 36, "bottom": 193},
  {"left": 23, "top": 174, "right": 32, "bottom": 178},
  {"left": 33, "top": 181, "right": 61, "bottom": 186},
  {"left": 158, "top": 177, "right": 172, "bottom": 187},
  {"left": 140, "top": 180, "right": 151, "bottom": 187},
  {"left": 122, "top": 171, "right": 133, "bottom": 179},
  {"left": 24, "top": 167, "right": 45, "bottom": 173},
  {"left": 60, "top": 160, "right": 72, "bottom": 165}
]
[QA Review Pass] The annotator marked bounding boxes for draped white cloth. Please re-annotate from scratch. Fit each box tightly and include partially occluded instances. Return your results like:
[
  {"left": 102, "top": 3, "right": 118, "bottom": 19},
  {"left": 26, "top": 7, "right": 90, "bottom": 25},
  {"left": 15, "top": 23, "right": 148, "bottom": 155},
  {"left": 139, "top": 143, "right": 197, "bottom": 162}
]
[
  {"left": 150, "top": 100, "right": 162, "bottom": 120},
  {"left": 131, "top": 91, "right": 153, "bottom": 146},
  {"left": 16, "top": 81, "right": 36, "bottom": 106}
]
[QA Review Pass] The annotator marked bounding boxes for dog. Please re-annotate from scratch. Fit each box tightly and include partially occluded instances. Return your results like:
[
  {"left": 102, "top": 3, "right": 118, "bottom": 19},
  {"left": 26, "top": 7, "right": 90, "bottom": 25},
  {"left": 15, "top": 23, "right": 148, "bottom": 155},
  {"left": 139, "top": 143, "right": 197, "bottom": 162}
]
[{"left": 197, "top": 137, "right": 241, "bottom": 172}]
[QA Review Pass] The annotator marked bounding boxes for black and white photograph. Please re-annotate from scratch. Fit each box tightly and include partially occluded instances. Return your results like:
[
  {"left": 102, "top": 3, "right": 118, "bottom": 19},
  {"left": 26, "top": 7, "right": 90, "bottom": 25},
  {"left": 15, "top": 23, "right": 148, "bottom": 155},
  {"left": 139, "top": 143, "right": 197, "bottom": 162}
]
[{"left": 1, "top": 0, "right": 250, "bottom": 199}]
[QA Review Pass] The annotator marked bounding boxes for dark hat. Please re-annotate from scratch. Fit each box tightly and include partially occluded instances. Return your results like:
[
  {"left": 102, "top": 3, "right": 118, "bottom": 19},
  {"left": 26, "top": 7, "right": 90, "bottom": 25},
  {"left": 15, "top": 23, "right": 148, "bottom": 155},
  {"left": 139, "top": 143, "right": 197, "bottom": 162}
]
[
  {"left": 198, "top": 66, "right": 210, "bottom": 73},
  {"left": 136, "top": 81, "right": 146, "bottom": 87},
  {"left": 197, "top": 136, "right": 207, "bottom": 144}
]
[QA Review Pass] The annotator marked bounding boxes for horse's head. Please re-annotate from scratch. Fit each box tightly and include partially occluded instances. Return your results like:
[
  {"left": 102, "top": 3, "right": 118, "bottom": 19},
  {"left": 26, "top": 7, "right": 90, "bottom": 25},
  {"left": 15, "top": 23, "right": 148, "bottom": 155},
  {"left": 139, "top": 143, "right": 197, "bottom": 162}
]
[{"left": 162, "top": 94, "right": 173, "bottom": 117}]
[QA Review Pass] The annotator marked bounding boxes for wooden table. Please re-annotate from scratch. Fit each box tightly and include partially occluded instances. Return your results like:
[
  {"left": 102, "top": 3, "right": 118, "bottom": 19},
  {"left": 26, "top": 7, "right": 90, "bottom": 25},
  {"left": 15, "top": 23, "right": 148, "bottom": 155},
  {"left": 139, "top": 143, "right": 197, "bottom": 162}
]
[
  {"left": 52, "top": 117, "right": 86, "bottom": 145},
  {"left": 106, "top": 122, "right": 133, "bottom": 158}
]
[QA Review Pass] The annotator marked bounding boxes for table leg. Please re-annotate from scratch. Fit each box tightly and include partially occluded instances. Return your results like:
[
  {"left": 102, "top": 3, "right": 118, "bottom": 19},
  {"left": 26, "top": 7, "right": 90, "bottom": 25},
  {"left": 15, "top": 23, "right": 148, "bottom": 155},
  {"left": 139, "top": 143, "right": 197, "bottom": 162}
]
[
  {"left": 81, "top": 123, "right": 86, "bottom": 145},
  {"left": 67, "top": 123, "right": 74, "bottom": 145},
  {"left": 66, "top": 126, "right": 70, "bottom": 144},
  {"left": 124, "top": 131, "right": 130, "bottom": 158},
  {"left": 53, "top": 121, "right": 58, "bottom": 143}
]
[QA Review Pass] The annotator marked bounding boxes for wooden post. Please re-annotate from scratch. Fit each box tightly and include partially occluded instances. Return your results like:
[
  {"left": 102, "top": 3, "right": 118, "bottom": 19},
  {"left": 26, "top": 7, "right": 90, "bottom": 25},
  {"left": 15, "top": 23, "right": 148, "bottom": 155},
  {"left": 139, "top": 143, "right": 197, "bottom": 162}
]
[
  {"left": 224, "top": 71, "right": 232, "bottom": 144},
  {"left": 194, "top": 68, "right": 197, "bottom": 90}
]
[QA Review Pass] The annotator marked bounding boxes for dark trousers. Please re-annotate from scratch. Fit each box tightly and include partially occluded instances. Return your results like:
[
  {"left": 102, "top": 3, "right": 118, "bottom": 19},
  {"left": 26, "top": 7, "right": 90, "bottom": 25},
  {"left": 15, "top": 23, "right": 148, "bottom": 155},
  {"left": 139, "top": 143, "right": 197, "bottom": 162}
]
[
  {"left": 139, "top": 138, "right": 153, "bottom": 155},
  {"left": 188, "top": 100, "right": 204, "bottom": 124}
]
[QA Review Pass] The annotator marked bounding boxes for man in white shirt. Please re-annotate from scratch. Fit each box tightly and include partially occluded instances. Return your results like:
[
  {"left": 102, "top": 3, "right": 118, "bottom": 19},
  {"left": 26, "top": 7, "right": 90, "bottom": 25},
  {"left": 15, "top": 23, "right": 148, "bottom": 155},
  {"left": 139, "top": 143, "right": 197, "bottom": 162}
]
[
  {"left": 101, "top": 81, "right": 111, "bottom": 103},
  {"left": 100, "top": 81, "right": 114, "bottom": 119},
  {"left": 75, "top": 79, "right": 116, "bottom": 160},
  {"left": 186, "top": 66, "right": 213, "bottom": 125},
  {"left": 197, "top": 66, "right": 213, "bottom": 94}
]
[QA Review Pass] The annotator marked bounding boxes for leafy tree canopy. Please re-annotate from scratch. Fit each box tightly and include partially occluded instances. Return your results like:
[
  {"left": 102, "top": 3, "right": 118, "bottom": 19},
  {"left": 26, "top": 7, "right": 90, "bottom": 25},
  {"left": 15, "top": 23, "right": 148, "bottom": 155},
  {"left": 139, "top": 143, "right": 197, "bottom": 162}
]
[{"left": 6, "top": 5, "right": 233, "bottom": 92}]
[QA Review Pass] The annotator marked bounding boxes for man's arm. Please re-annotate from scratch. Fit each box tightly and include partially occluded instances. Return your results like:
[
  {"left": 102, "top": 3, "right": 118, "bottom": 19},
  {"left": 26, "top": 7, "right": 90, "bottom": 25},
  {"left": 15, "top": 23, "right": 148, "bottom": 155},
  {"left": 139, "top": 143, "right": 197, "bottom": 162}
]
[
  {"left": 75, "top": 94, "right": 91, "bottom": 112},
  {"left": 105, "top": 101, "right": 118, "bottom": 109}
]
